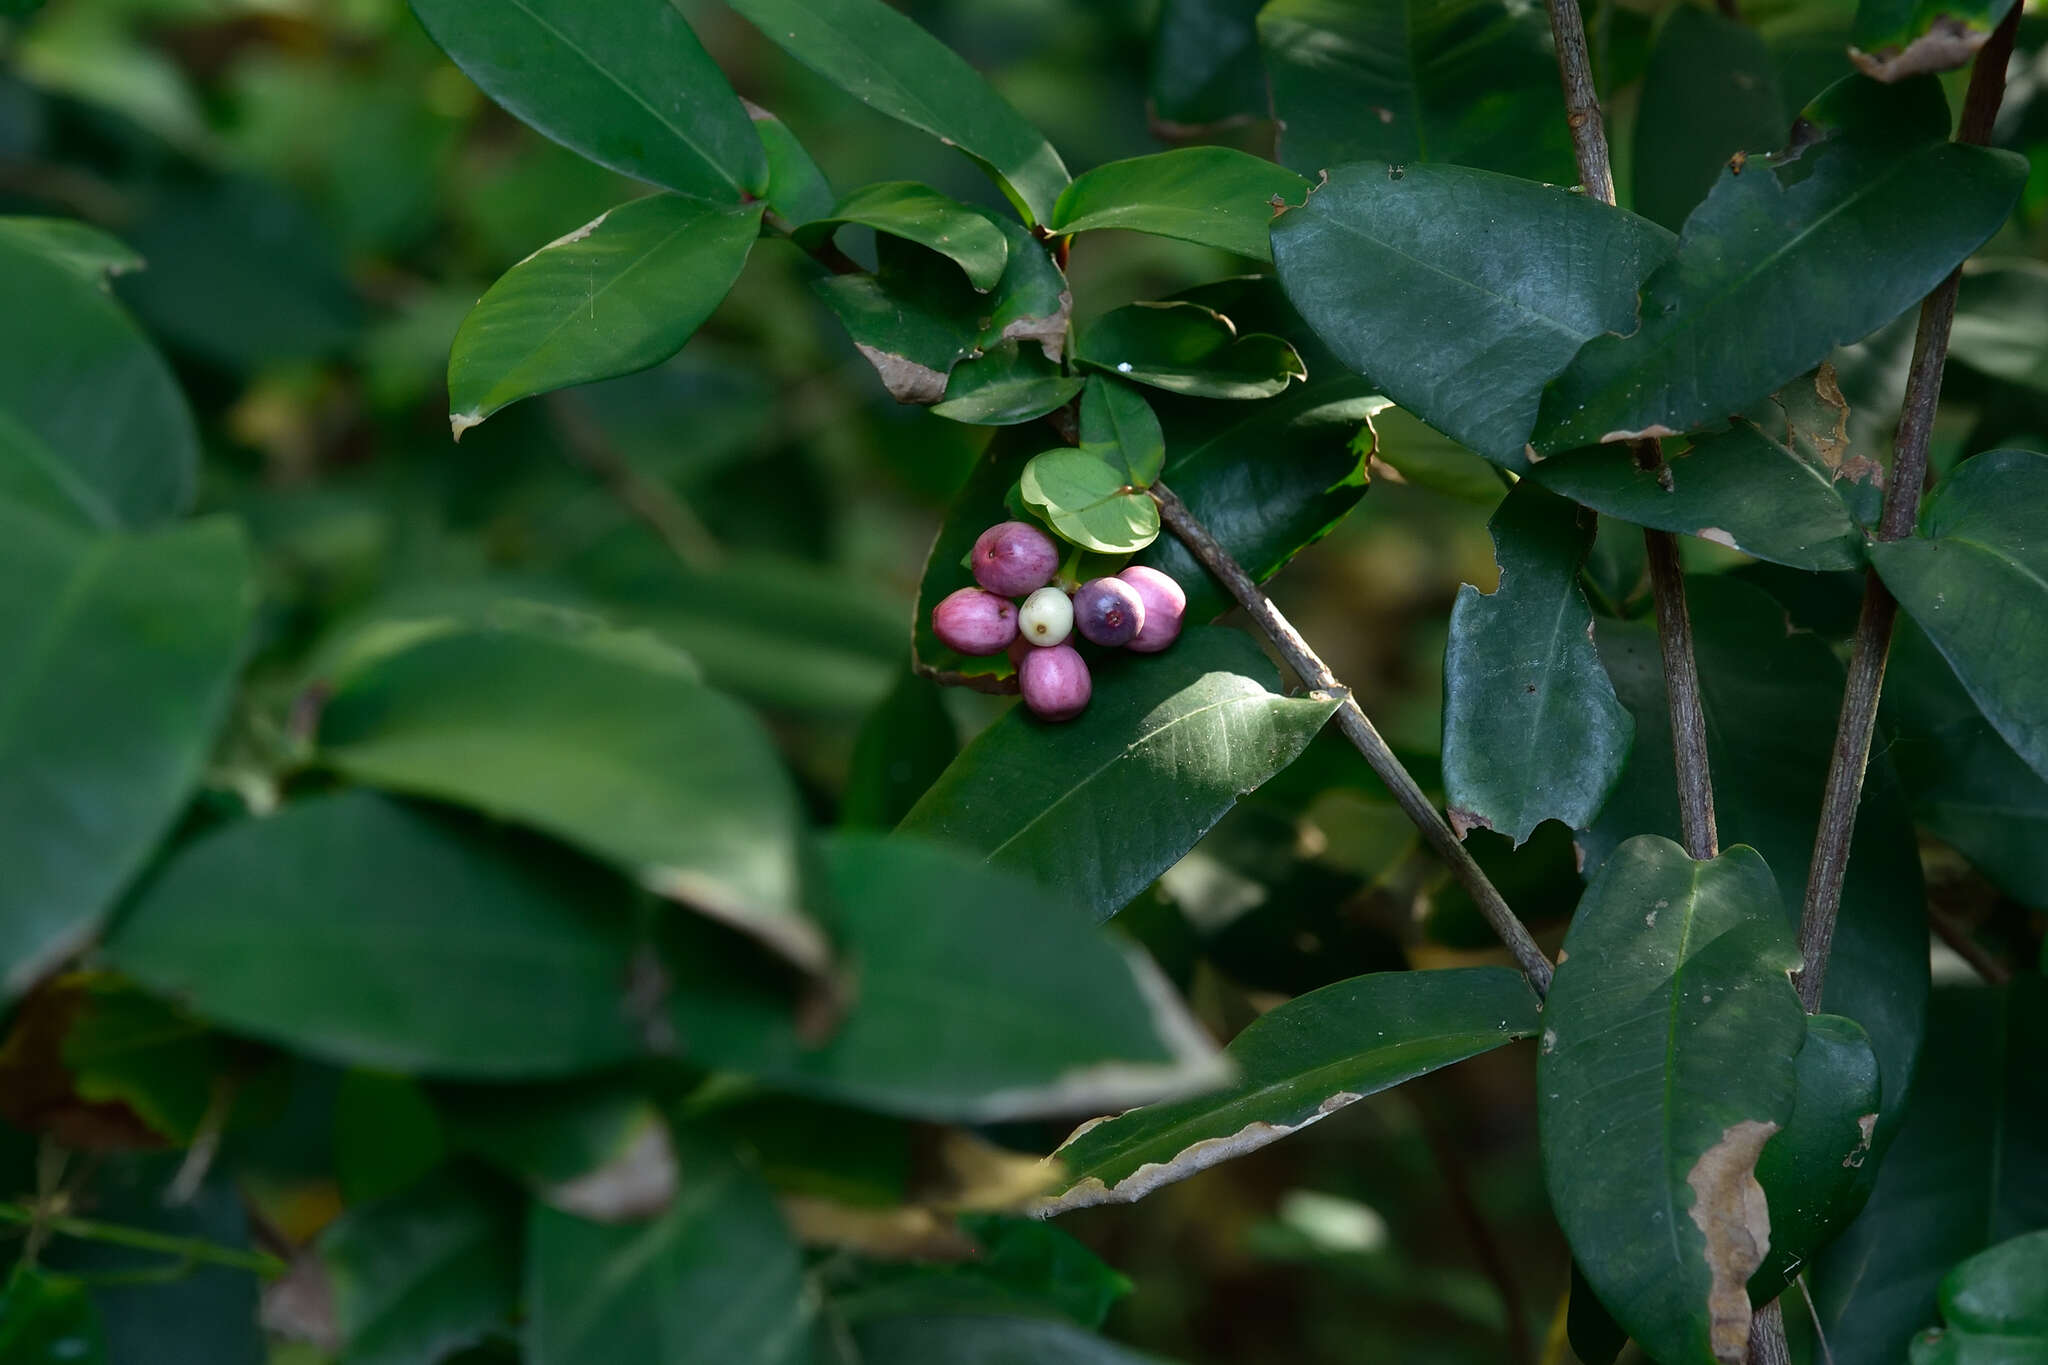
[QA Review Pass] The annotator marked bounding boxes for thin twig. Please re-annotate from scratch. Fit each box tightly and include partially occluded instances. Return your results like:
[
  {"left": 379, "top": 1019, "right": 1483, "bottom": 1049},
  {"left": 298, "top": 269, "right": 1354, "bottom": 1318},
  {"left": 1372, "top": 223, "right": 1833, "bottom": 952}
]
[
  {"left": 1928, "top": 904, "right": 2013, "bottom": 986},
  {"left": 0, "top": 1201, "right": 287, "bottom": 1277},
  {"left": 1796, "top": 5, "right": 2022, "bottom": 1012},
  {"left": 1152, "top": 482, "right": 1554, "bottom": 997}
]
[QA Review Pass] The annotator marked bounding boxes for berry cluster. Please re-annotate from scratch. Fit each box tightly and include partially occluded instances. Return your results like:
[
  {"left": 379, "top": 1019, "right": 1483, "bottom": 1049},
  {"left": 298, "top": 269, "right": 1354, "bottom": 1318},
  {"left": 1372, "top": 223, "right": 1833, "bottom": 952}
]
[{"left": 931, "top": 520, "right": 1187, "bottom": 722}]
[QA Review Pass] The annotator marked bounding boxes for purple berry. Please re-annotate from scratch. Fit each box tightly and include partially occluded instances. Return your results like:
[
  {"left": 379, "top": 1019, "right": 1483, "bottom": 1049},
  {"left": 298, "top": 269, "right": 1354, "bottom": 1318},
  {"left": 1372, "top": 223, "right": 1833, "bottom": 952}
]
[
  {"left": 931, "top": 587, "right": 1017, "bottom": 656},
  {"left": 1118, "top": 566, "right": 1186, "bottom": 653},
  {"left": 1019, "top": 644, "right": 1091, "bottom": 721},
  {"left": 972, "top": 521, "right": 1059, "bottom": 597},
  {"left": 1073, "top": 577, "right": 1147, "bottom": 647}
]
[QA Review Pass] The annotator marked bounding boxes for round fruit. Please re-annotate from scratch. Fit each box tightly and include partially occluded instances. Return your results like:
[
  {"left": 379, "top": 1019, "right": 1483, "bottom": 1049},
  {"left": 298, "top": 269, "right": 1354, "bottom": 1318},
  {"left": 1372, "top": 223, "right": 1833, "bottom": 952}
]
[
  {"left": 1018, "top": 585, "right": 1074, "bottom": 647},
  {"left": 972, "top": 521, "right": 1060, "bottom": 597},
  {"left": 931, "top": 587, "right": 1017, "bottom": 656},
  {"left": 1073, "top": 576, "right": 1146, "bottom": 647},
  {"left": 1019, "top": 643, "right": 1091, "bottom": 721},
  {"left": 1118, "top": 565, "right": 1187, "bottom": 653}
]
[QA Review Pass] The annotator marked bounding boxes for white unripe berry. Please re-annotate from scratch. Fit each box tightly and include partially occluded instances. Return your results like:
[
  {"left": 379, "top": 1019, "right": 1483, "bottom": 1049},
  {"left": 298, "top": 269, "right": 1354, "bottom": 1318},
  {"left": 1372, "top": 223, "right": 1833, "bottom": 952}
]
[{"left": 1018, "top": 585, "right": 1074, "bottom": 647}]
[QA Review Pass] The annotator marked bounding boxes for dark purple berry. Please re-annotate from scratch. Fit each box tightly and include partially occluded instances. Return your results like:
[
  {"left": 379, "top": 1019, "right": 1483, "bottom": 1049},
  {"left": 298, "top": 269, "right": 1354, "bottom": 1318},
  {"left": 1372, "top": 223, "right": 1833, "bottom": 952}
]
[
  {"left": 931, "top": 587, "right": 1017, "bottom": 656},
  {"left": 972, "top": 521, "right": 1059, "bottom": 597},
  {"left": 1019, "top": 643, "right": 1091, "bottom": 721},
  {"left": 1118, "top": 565, "right": 1186, "bottom": 653},
  {"left": 1073, "top": 577, "right": 1146, "bottom": 647}
]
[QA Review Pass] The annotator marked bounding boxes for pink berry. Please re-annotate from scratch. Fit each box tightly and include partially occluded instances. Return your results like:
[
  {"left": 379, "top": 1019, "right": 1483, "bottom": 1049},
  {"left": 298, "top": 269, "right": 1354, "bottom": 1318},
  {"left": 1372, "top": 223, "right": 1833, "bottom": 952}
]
[
  {"left": 1118, "top": 566, "right": 1186, "bottom": 653},
  {"left": 1073, "top": 577, "right": 1146, "bottom": 647},
  {"left": 971, "top": 521, "right": 1060, "bottom": 598},
  {"left": 931, "top": 587, "right": 1017, "bottom": 656},
  {"left": 1019, "top": 644, "right": 1091, "bottom": 721}
]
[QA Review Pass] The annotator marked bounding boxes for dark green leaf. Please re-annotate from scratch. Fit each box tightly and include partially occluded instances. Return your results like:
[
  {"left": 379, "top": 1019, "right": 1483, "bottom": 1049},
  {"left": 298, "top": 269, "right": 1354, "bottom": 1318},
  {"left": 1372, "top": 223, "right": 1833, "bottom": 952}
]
[
  {"left": 1148, "top": 0, "right": 1265, "bottom": 127},
  {"left": 0, "top": 510, "right": 253, "bottom": 1003},
  {"left": 1851, "top": 0, "right": 2019, "bottom": 80},
  {"left": 316, "top": 616, "right": 826, "bottom": 972},
  {"left": 842, "top": 667, "right": 959, "bottom": 831},
  {"left": 322, "top": 1170, "right": 520, "bottom": 1365},
  {"left": 724, "top": 0, "right": 1070, "bottom": 224},
  {"left": 1750, "top": 1013, "right": 1882, "bottom": 1302},
  {"left": 932, "top": 345, "right": 1086, "bottom": 426},
  {"left": 746, "top": 101, "right": 835, "bottom": 225},
  {"left": 1534, "top": 76, "right": 2027, "bottom": 451},
  {"left": 827, "top": 1217, "right": 1131, "bottom": 1329},
  {"left": 1540, "top": 837, "right": 1805, "bottom": 1365},
  {"left": 899, "top": 628, "right": 1340, "bottom": 921},
  {"left": 335, "top": 1070, "right": 447, "bottom": 1205},
  {"left": 850, "top": 1316, "right": 1178, "bottom": 1365},
  {"left": 1019, "top": 447, "right": 1160, "bottom": 553},
  {"left": 1074, "top": 301, "right": 1304, "bottom": 400},
  {"left": 1949, "top": 261, "right": 2048, "bottom": 394},
  {"left": 438, "top": 1078, "right": 676, "bottom": 1221},
  {"left": 1872, "top": 449, "right": 2048, "bottom": 784},
  {"left": 1257, "top": 0, "right": 1574, "bottom": 183},
  {"left": 1631, "top": 7, "right": 1786, "bottom": 231},
  {"left": 408, "top": 0, "right": 766, "bottom": 200},
  {"left": 447, "top": 194, "right": 764, "bottom": 435},
  {"left": 1051, "top": 148, "right": 1305, "bottom": 262},
  {"left": 1078, "top": 377, "right": 1166, "bottom": 489},
  {"left": 60, "top": 983, "right": 236, "bottom": 1145},
  {"left": 1271, "top": 162, "right": 1675, "bottom": 467},
  {"left": 0, "top": 216, "right": 143, "bottom": 284},
  {"left": 1910, "top": 1230, "right": 2048, "bottom": 1362},
  {"left": 0, "top": 1266, "right": 106, "bottom": 1365},
  {"left": 1040, "top": 966, "right": 1537, "bottom": 1213},
  {"left": 797, "top": 182, "right": 1010, "bottom": 291},
  {"left": 106, "top": 792, "right": 642, "bottom": 1078},
  {"left": 1442, "top": 481, "right": 1632, "bottom": 846}
]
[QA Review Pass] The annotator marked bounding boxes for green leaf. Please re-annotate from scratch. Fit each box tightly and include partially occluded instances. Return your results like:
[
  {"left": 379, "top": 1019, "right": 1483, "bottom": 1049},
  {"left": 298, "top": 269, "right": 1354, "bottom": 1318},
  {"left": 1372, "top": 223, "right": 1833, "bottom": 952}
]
[
  {"left": 1074, "top": 301, "right": 1305, "bottom": 400},
  {"left": 321, "top": 1170, "right": 520, "bottom": 1365},
  {"left": 1851, "top": 0, "right": 2019, "bottom": 80},
  {"left": 0, "top": 1266, "right": 106, "bottom": 1365},
  {"left": 1534, "top": 76, "right": 2027, "bottom": 451},
  {"left": 0, "top": 227, "right": 199, "bottom": 528},
  {"left": 1949, "top": 261, "right": 2048, "bottom": 394},
  {"left": 1257, "top": 0, "right": 1575, "bottom": 184},
  {"left": 62, "top": 983, "right": 238, "bottom": 1145},
  {"left": 1149, "top": 0, "right": 1265, "bottom": 126},
  {"left": 899, "top": 628, "right": 1340, "bottom": 920},
  {"left": 447, "top": 194, "right": 764, "bottom": 435},
  {"left": 1540, "top": 836, "right": 1806, "bottom": 1365},
  {"left": 826, "top": 1216, "right": 1131, "bottom": 1328},
  {"left": 1271, "top": 163, "right": 1676, "bottom": 467},
  {"left": 1750, "top": 1013, "right": 1883, "bottom": 1302},
  {"left": 841, "top": 667, "right": 959, "bottom": 831},
  {"left": 746, "top": 101, "right": 835, "bottom": 225},
  {"left": 315, "top": 616, "right": 827, "bottom": 972},
  {"left": 661, "top": 833, "right": 1229, "bottom": 1122},
  {"left": 849, "top": 1316, "right": 1178, "bottom": 1365},
  {"left": 1812, "top": 981, "right": 2048, "bottom": 1362},
  {"left": 526, "top": 1131, "right": 810, "bottom": 1365},
  {"left": 0, "top": 510, "right": 253, "bottom": 1003},
  {"left": 1584, "top": 577, "right": 1930, "bottom": 1149},
  {"left": 0, "top": 216, "right": 143, "bottom": 284},
  {"left": 335, "top": 1070, "right": 447, "bottom": 1204},
  {"left": 1872, "top": 449, "right": 2048, "bottom": 785},
  {"left": 1442, "top": 481, "right": 1632, "bottom": 846},
  {"left": 932, "top": 345, "right": 1086, "bottom": 426},
  {"left": 1630, "top": 7, "right": 1786, "bottom": 231},
  {"left": 1050, "top": 148, "right": 1306, "bottom": 262},
  {"left": 1911, "top": 1230, "right": 2048, "bottom": 1362},
  {"left": 723, "top": 0, "right": 1070, "bottom": 225},
  {"left": 798, "top": 181, "right": 1010, "bottom": 291},
  {"left": 408, "top": 0, "right": 765, "bottom": 200},
  {"left": 1019, "top": 448, "right": 1161, "bottom": 553},
  {"left": 106, "top": 792, "right": 642, "bottom": 1079},
  {"left": 439, "top": 1078, "right": 677, "bottom": 1221},
  {"left": 1078, "top": 376, "right": 1166, "bottom": 489},
  {"left": 1039, "top": 966, "right": 1538, "bottom": 1213}
]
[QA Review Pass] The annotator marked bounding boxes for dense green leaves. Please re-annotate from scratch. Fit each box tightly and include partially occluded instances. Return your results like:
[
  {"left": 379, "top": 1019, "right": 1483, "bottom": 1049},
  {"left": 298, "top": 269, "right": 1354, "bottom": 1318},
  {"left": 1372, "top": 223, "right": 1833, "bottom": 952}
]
[
  {"left": 1041, "top": 967, "right": 1538, "bottom": 1213},
  {"left": 1872, "top": 449, "right": 2048, "bottom": 784},
  {"left": 1051, "top": 148, "right": 1306, "bottom": 262},
  {"left": 0, "top": 508, "right": 252, "bottom": 1002},
  {"left": 1271, "top": 163, "right": 1675, "bottom": 467},
  {"left": 1911, "top": 1231, "right": 2048, "bottom": 1362},
  {"left": 107, "top": 792, "right": 642, "bottom": 1077},
  {"left": 1019, "top": 448, "right": 1160, "bottom": 553},
  {"left": 933, "top": 345, "right": 1085, "bottom": 426},
  {"left": 899, "top": 629, "right": 1339, "bottom": 920},
  {"left": 447, "top": 194, "right": 764, "bottom": 434},
  {"left": 1750, "top": 1013, "right": 1882, "bottom": 1301},
  {"left": 1442, "top": 482, "right": 1632, "bottom": 846},
  {"left": 321, "top": 1171, "right": 520, "bottom": 1365},
  {"left": 1631, "top": 7, "right": 1786, "bottom": 231},
  {"left": 0, "top": 1266, "right": 105, "bottom": 1365},
  {"left": 724, "top": 0, "right": 1070, "bottom": 224},
  {"left": 1540, "top": 837, "right": 1806, "bottom": 1365},
  {"left": 408, "top": 0, "right": 766, "bottom": 200},
  {"left": 316, "top": 616, "right": 826, "bottom": 970},
  {"left": 1534, "top": 77, "right": 2027, "bottom": 451},
  {"left": 1075, "top": 301, "right": 1305, "bottom": 400},
  {"left": 797, "top": 182, "right": 1009, "bottom": 291},
  {"left": 1851, "top": 0, "right": 2019, "bottom": 80}
]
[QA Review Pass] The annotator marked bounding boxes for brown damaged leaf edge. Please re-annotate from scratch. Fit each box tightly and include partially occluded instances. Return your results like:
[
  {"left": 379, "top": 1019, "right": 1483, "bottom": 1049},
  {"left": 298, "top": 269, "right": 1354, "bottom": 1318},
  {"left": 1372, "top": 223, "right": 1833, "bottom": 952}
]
[
  {"left": 1851, "top": 15, "right": 1994, "bottom": 82},
  {"left": 855, "top": 344, "right": 949, "bottom": 404},
  {"left": 1686, "top": 1118, "right": 1780, "bottom": 1363},
  {"left": 1001, "top": 288, "right": 1074, "bottom": 364}
]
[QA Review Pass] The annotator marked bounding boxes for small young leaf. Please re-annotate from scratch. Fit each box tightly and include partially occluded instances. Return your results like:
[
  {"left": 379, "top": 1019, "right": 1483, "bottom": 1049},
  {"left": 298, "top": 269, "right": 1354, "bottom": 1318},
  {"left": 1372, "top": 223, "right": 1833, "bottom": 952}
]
[
  {"left": 1078, "top": 376, "right": 1166, "bottom": 488},
  {"left": 745, "top": 100, "right": 835, "bottom": 225},
  {"left": 1019, "top": 447, "right": 1161, "bottom": 553},
  {"left": 1074, "top": 301, "right": 1304, "bottom": 400},
  {"left": 1051, "top": 147, "right": 1306, "bottom": 262},
  {"left": 796, "top": 181, "right": 1010, "bottom": 291}
]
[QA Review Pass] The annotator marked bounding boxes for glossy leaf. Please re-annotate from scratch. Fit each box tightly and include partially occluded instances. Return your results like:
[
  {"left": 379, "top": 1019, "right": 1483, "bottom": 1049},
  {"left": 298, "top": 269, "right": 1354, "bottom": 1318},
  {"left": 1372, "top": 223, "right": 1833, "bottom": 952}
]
[
  {"left": 932, "top": 345, "right": 1085, "bottom": 426},
  {"left": 321, "top": 1171, "right": 520, "bottom": 1365},
  {"left": 0, "top": 227, "right": 198, "bottom": 529},
  {"left": 408, "top": 0, "right": 765, "bottom": 200},
  {"left": 1630, "top": 7, "right": 1786, "bottom": 231},
  {"left": 1271, "top": 162, "right": 1675, "bottom": 467},
  {"left": 661, "top": 833, "right": 1229, "bottom": 1122},
  {"left": 1949, "top": 261, "right": 2048, "bottom": 394},
  {"left": 1851, "top": 0, "right": 2020, "bottom": 80},
  {"left": 899, "top": 628, "right": 1340, "bottom": 921},
  {"left": 316, "top": 617, "right": 827, "bottom": 972},
  {"left": 447, "top": 194, "right": 764, "bottom": 435},
  {"left": 1540, "top": 837, "right": 1806, "bottom": 1365},
  {"left": 1871, "top": 449, "right": 2048, "bottom": 784},
  {"left": 724, "top": 0, "right": 1070, "bottom": 224},
  {"left": 1750, "top": 1013, "right": 1883, "bottom": 1302},
  {"left": 1050, "top": 148, "right": 1306, "bottom": 262},
  {"left": 1257, "top": 0, "right": 1574, "bottom": 183},
  {"left": 1442, "top": 481, "right": 1632, "bottom": 847},
  {"left": 1019, "top": 447, "right": 1160, "bottom": 553},
  {"left": 0, "top": 509, "right": 253, "bottom": 1002},
  {"left": 1041, "top": 967, "right": 1538, "bottom": 1213},
  {"left": 1534, "top": 77, "right": 2027, "bottom": 451},
  {"left": 851, "top": 1316, "right": 1177, "bottom": 1365},
  {"left": 1074, "top": 301, "right": 1304, "bottom": 400},
  {"left": 1078, "top": 376, "right": 1166, "bottom": 489},
  {"left": 106, "top": 792, "right": 642, "bottom": 1079},
  {"left": 0, "top": 1266, "right": 106, "bottom": 1365},
  {"left": 1910, "top": 1230, "right": 2048, "bottom": 1362},
  {"left": 797, "top": 181, "right": 1010, "bottom": 291},
  {"left": 746, "top": 101, "right": 835, "bottom": 225}
]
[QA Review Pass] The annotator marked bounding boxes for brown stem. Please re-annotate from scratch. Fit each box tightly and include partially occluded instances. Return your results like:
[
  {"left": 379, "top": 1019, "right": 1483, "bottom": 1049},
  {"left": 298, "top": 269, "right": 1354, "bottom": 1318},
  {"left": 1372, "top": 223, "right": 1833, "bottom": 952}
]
[
  {"left": 1152, "top": 482, "right": 1554, "bottom": 997},
  {"left": 1543, "top": 0, "right": 1615, "bottom": 206},
  {"left": 1748, "top": 1302, "right": 1794, "bottom": 1365},
  {"left": 1796, "top": 5, "right": 2021, "bottom": 1013}
]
